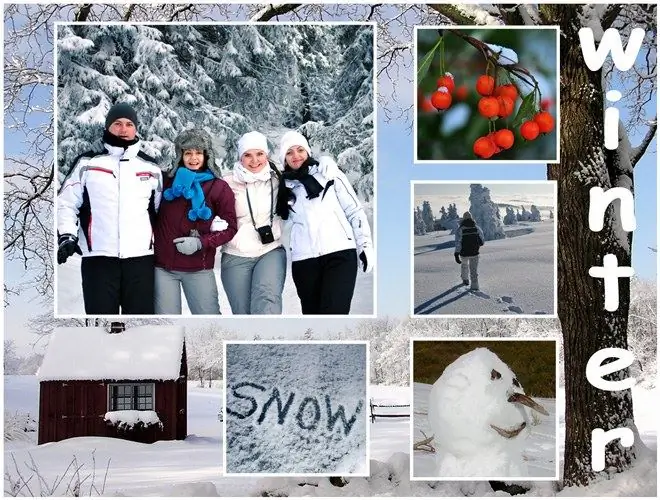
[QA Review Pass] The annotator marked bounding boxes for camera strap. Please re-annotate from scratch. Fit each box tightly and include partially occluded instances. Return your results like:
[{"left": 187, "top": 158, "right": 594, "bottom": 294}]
[{"left": 245, "top": 174, "right": 274, "bottom": 230}]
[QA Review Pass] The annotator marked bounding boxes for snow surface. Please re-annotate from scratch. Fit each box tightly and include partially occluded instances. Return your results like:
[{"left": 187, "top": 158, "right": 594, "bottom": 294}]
[
  {"left": 56, "top": 224, "right": 374, "bottom": 316},
  {"left": 3, "top": 376, "right": 656, "bottom": 496},
  {"left": 104, "top": 410, "right": 162, "bottom": 429},
  {"left": 224, "top": 343, "right": 368, "bottom": 475},
  {"left": 414, "top": 221, "right": 555, "bottom": 315},
  {"left": 37, "top": 326, "right": 184, "bottom": 381}
]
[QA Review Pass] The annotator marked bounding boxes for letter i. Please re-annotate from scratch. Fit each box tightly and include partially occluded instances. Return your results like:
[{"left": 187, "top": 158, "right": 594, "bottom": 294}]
[{"left": 604, "top": 90, "right": 622, "bottom": 150}]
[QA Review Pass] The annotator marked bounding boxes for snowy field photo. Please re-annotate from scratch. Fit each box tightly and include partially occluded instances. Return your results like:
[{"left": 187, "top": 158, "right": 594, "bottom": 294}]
[
  {"left": 224, "top": 342, "right": 368, "bottom": 475},
  {"left": 411, "top": 340, "right": 558, "bottom": 481},
  {"left": 413, "top": 182, "right": 556, "bottom": 316},
  {"left": 54, "top": 22, "right": 375, "bottom": 317}
]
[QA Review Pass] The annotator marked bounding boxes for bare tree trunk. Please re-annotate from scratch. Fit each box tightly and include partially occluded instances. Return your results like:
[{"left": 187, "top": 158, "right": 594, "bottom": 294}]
[{"left": 542, "top": 5, "right": 636, "bottom": 487}]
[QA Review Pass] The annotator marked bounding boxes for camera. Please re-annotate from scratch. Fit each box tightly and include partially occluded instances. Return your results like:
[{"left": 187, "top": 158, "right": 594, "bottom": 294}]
[{"left": 256, "top": 225, "right": 275, "bottom": 244}]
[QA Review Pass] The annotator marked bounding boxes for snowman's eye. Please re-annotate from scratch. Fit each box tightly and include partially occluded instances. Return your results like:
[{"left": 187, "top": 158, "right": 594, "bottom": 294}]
[
  {"left": 513, "top": 378, "right": 521, "bottom": 387},
  {"left": 491, "top": 369, "right": 501, "bottom": 380}
]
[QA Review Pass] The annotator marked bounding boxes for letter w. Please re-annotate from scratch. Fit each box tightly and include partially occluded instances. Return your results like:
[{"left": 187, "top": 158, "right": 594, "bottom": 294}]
[
  {"left": 326, "top": 396, "right": 364, "bottom": 436},
  {"left": 579, "top": 28, "right": 645, "bottom": 71}
]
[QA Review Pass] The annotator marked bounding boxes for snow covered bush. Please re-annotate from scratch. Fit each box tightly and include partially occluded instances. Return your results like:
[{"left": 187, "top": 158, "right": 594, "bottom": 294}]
[{"left": 4, "top": 411, "right": 37, "bottom": 442}]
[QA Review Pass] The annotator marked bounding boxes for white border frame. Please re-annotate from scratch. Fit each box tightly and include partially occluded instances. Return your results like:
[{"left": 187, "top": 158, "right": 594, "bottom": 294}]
[
  {"left": 413, "top": 25, "right": 561, "bottom": 164},
  {"left": 408, "top": 336, "right": 561, "bottom": 482},
  {"left": 52, "top": 20, "right": 378, "bottom": 320},
  {"left": 410, "top": 179, "right": 558, "bottom": 318},
  {"left": 222, "top": 339, "right": 371, "bottom": 477}
]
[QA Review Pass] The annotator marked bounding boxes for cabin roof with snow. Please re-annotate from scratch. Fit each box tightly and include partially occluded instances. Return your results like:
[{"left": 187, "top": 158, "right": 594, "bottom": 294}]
[{"left": 38, "top": 325, "right": 185, "bottom": 382}]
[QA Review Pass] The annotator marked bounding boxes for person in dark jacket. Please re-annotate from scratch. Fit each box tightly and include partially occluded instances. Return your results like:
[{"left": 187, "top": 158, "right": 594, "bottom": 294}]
[
  {"left": 154, "top": 128, "right": 238, "bottom": 314},
  {"left": 454, "top": 211, "right": 485, "bottom": 291}
]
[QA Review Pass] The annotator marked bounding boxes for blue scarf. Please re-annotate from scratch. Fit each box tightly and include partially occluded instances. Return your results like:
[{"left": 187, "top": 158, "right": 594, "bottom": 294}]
[{"left": 163, "top": 167, "right": 215, "bottom": 221}]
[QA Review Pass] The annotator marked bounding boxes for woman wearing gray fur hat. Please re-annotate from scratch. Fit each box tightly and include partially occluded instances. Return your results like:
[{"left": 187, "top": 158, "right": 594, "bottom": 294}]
[
  {"left": 153, "top": 128, "right": 238, "bottom": 314},
  {"left": 221, "top": 131, "right": 287, "bottom": 315}
]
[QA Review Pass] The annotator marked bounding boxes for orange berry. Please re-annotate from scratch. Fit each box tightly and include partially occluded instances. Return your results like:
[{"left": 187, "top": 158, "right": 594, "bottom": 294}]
[
  {"left": 534, "top": 111, "right": 555, "bottom": 133},
  {"left": 493, "top": 129, "right": 514, "bottom": 149},
  {"left": 476, "top": 75, "right": 495, "bottom": 96},
  {"left": 473, "top": 136, "right": 497, "bottom": 159},
  {"left": 455, "top": 85, "right": 468, "bottom": 101},
  {"left": 431, "top": 90, "right": 452, "bottom": 110},
  {"left": 495, "top": 84, "right": 518, "bottom": 102},
  {"left": 520, "top": 120, "right": 540, "bottom": 140},
  {"left": 497, "top": 96, "right": 515, "bottom": 118},
  {"left": 478, "top": 96, "right": 499, "bottom": 118},
  {"left": 436, "top": 74, "right": 455, "bottom": 94}
]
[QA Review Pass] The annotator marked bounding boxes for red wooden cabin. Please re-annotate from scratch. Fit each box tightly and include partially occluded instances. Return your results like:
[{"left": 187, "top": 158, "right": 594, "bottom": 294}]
[{"left": 37, "top": 324, "right": 187, "bottom": 445}]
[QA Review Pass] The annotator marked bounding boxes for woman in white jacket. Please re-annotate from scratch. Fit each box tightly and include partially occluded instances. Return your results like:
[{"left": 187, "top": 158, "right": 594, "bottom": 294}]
[
  {"left": 276, "top": 130, "right": 374, "bottom": 314},
  {"left": 221, "top": 131, "right": 286, "bottom": 314}
]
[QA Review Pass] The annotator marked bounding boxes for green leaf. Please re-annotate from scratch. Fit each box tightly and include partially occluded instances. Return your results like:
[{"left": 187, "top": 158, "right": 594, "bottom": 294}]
[
  {"left": 417, "top": 37, "right": 444, "bottom": 83},
  {"left": 512, "top": 91, "right": 537, "bottom": 128}
]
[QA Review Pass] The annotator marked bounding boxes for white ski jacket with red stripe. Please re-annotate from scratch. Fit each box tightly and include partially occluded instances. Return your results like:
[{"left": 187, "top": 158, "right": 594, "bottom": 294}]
[{"left": 57, "top": 141, "right": 163, "bottom": 259}]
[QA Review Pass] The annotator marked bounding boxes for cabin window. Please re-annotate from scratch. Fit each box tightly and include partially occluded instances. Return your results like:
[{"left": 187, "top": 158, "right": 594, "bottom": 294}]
[{"left": 108, "top": 383, "right": 154, "bottom": 411}]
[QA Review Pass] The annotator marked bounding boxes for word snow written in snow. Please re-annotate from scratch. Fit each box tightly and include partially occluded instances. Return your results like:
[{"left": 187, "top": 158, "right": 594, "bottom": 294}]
[
  {"left": 579, "top": 26, "right": 646, "bottom": 472},
  {"left": 227, "top": 383, "right": 364, "bottom": 436}
]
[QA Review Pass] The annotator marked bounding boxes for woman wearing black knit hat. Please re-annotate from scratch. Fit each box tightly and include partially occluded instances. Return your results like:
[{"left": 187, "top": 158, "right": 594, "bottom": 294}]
[
  {"left": 276, "top": 131, "right": 374, "bottom": 315},
  {"left": 153, "top": 128, "right": 238, "bottom": 314}
]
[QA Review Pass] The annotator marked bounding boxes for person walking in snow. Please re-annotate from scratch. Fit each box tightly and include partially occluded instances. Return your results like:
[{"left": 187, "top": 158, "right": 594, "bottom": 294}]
[
  {"left": 454, "top": 211, "right": 485, "bottom": 291},
  {"left": 221, "top": 131, "right": 287, "bottom": 315},
  {"left": 57, "top": 103, "right": 163, "bottom": 314},
  {"left": 276, "top": 130, "right": 374, "bottom": 315},
  {"left": 153, "top": 128, "right": 238, "bottom": 314}
]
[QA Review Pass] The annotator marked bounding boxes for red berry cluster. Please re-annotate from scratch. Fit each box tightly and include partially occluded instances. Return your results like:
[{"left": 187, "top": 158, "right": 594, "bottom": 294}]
[{"left": 429, "top": 73, "right": 468, "bottom": 111}]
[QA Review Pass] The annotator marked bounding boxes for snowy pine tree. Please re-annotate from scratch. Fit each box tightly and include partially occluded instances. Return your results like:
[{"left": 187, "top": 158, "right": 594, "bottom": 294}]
[
  {"left": 503, "top": 206, "right": 518, "bottom": 225},
  {"left": 414, "top": 206, "right": 426, "bottom": 235},
  {"left": 468, "top": 184, "right": 505, "bottom": 240},
  {"left": 421, "top": 201, "right": 434, "bottom": 232},
  {"left": 530, "top": 205, "right": 541, "bottom": 222}
]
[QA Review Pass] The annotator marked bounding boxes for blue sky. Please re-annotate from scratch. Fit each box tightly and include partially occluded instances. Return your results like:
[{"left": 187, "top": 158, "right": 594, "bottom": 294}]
[{"left": 3, "top": 15, "right": 657, "bottom": 353}]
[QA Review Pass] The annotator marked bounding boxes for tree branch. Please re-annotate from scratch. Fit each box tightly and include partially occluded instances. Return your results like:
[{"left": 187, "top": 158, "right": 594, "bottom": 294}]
[
  {"left": 251, "top": 4, "right": 302, "bottom": 22},
  {"left": 74, "top": 4, "right": 92, "bottom": 22},
  {"left": 123, "top": 4, "right": 136, "bottom": 22},
  {"left": 630, "top": 118, "right": 657, "bottom": 167},
  {"left": 428, "top": 4, "right": 502, "bottom": 25}
]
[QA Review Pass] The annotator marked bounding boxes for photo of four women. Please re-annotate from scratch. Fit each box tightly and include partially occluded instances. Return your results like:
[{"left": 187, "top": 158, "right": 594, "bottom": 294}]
[{"left": 57, "top": 103, "right": 374, "bottom": 316}]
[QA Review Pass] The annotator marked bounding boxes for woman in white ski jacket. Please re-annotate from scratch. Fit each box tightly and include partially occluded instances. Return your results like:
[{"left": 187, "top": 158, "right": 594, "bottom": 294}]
[
  {"left": 221, "top": 131, "right": 286, "bottom": 314},
  {"left": 276, "top": 130, "right": 374, "bottom": 314}
]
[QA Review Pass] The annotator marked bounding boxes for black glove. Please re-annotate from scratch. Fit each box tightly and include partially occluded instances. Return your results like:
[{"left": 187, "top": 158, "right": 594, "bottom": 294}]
[
  {"left": 454, "top": 252, "right": 462, "bottom": 264},
  {"left": 57, "top": 233, "right": 82, "bottom": 264}
]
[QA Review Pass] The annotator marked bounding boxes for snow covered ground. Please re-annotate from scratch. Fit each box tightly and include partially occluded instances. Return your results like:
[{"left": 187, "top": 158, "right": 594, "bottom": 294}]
[
  {"left": 414, "top": 221, "right": 555, "bottom": 316},
  {"left": 55, "top": 223, "right": 374, "bottom": 316},
  {"left": 4, "top": 376, "right": 656, "bottom": 496},
  {"left": 224, "top": 343, "right": 368, "bottom": 475}
]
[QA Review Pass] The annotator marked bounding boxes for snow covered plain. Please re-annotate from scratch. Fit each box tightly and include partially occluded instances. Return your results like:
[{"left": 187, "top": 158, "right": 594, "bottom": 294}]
[
  {"left": 5, "top": 376, "right": 656, "bottom": 496},
  {"left": 414, "top": 221, "right": 555, "bottom": 316},
  {"left": 55, "top": 223, "right": 374, "bottom": 316}
]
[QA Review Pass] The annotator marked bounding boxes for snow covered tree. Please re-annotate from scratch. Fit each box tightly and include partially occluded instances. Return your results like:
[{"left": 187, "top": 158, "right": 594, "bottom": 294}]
[
  {"left": 421, "top": 201, "right": 435, "bottom": 232},
  {"left": 414, "top": 206, "right": 426, "bottom": 236},
  {"left": 437, "top": 206, "right": 448, "bottom": 228},
  {"left": 446, "top": 203, "right": 458, "bottom": 220},
  {"left": 503, "top": 206, "right": 518, "bottom": 225},
  {"left": 530, "top": 205, "right": 542, "bottom": 222},
  {"left": 518, "top": 205, "right": 531, "bottom": 221},
  {"left": 549, "top": 209, "right": 554, "bottom": 220},
  {"left": 468, "top": 184, "right": 505, "bottom": 241}
]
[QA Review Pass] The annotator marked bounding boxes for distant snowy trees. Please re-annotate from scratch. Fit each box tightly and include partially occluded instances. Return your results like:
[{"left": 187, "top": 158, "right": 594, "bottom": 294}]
[
  {"left": 3, "top": 341, "right": 43, "bottom": 375},
  {"left": 413, "top": 207, "right": 426, "bottom": 235},
  {"left": 56, "top": 24, "right": 374, "bottom": 200},
  {"left": 503, "top": 204, "right": 542, "bottom": 225},
  {"left": 503, "top": 207, "right": 518, "bottom": 225},
  {"left": 468, "top": 184, "right": 505, "bottom": 240}
]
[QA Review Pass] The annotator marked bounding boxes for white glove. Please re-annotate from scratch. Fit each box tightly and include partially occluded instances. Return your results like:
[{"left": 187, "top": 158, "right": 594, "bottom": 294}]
[
  {"left": 359, "top": 246, "right": 374, "bottom": 274},
  {"left": 210, "top": 216, "right": 228, "bottom": 232},
  {"left": 173, "top": 237, "right": 202, "bottom": 255}
]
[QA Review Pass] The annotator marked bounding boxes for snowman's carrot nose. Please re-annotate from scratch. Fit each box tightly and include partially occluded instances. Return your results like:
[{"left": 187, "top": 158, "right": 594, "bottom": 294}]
[{"left": 508, "top": 392, "right": 549, "bottom": 416}]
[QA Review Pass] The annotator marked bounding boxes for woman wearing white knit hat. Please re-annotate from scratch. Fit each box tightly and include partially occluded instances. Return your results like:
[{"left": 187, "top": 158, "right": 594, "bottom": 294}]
[
  {"left": 275, "top": 130, "right": 374, "bottom": 315},
  {"left": 221, "top": 131, "right": 286, "bottom": 314}
]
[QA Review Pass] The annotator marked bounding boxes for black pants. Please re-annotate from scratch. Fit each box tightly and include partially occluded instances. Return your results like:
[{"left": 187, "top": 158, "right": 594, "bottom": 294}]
[
  {"left": 291, "top": 249, "right": 357, "bottom": 315},
  {"left": 81, "top": 255, "right": 155, "bottom": 314}
]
